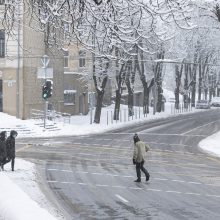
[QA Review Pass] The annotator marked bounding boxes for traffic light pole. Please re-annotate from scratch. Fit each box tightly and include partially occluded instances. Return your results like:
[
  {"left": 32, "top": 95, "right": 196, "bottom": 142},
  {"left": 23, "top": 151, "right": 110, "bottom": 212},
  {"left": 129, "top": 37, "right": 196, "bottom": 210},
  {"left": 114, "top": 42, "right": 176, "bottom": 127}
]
[
  {"left": 41, "top": 55, "right": 50, "bottom": 129},
  {"left": 43, "top": 100, "right": 48, "bottom": 128}
]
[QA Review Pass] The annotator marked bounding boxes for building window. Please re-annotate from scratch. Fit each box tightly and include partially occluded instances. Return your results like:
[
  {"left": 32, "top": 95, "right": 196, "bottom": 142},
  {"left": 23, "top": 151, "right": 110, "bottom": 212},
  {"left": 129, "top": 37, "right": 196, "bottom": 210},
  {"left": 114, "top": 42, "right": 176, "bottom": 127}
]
[
  {"left": 63, "top": 51, "right": 69, "bottom": 68},
  {"left": 0, "top": 30, "right": 5, "bottom": 58},
  {"left": 64, "top": 90, "right": 76, "bottom": 105},
  {"left": 0, "top": 0, "right": 5, "bottom": 5},
  {"left": 63, "top": 23, "right": 70, "bottom": 40},
  {"left": 79, "top": 50, "right": 86, "bottom": 68}
]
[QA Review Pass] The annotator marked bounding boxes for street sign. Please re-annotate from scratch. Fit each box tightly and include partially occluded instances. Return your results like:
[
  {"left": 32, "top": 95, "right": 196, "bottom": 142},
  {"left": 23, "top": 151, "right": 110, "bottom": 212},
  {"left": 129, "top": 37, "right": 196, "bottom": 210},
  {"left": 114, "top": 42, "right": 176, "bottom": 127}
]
[
  {"left": 41, "top": 55, "right": 50, "bottom": 68},
  {"left": 37, "top": 68, "right": 53, "bottom": 79}
]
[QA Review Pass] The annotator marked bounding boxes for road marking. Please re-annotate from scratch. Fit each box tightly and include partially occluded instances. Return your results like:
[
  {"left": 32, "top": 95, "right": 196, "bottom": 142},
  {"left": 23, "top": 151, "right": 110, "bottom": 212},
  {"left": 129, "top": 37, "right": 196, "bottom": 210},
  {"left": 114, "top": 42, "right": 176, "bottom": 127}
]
[
  {"left": 165, "top": 190, "right": 181, "bottom": 194},
  {"left": 96, "top": 184, "right": 108, "bottom": 187},
  {"left": 172, "top": 180, "right": 185, "bottom": 183},
  {"left": 106, "top": 174, "right": 119, "bottom": 177},
  {"left": 115, "top": 194, "right": 129, "bottom": 203},
  {"left": 76, "top": 171, "right": 88, "bottom": 174},
  {"left": 206, "top": 194, "right": 220, "bottom": 198},
  {"left": 147, "top": 188, "right": 162, "bottom": 192},
  {"left": 129, "top": 187, "right": 143, "bottom": 190},
  {"left": 61, "top": 182, "right": 74, "bottom": 184},
  {"left": 188, "top": 182, "right": 202, "bottom": 185},
  {"left": 61, "top": 170, "right": 73, "bottom": 173},
  {"left": 181, "top": 121, "right": 216, "bottom": 135},
  {"left": 44, "top": 169, "right": 215, "bottom": 188},
  {"left": 185, "top": 192, "right": 201, "bottom": 196},
  {"left": 91, "top": 172, "right": 103, "bottom": 175},
  {"left": 47, "top": 180, "right": 58, "bottom": 183},
  {"left": 45, "top": 180, "right": 220, "bottom": 199},
  {"left": 78, "top": 183, "right": 87, "bottom": 185},
  {"left": 112, "top": 185, "right": 126, "bottom": 189},
  {"left": 154, "top": 178, "right": 168, "bottom": 181}
]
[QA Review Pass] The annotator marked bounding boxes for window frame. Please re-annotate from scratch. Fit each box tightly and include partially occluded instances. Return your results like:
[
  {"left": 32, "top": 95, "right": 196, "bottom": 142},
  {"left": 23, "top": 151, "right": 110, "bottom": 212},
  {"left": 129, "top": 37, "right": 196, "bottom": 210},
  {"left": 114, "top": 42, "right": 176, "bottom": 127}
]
[
  {"left": 0, "top": 30, "right": 5, "bottom": 58},
  {"left": 63, "top": 51, "right": 69, "bottom": 68},
  {"left": 64, "top": 90, "right": 76, "bottom": 105},
  {"left": 78, "top": 50, "right": 86, "bottom": 68}
]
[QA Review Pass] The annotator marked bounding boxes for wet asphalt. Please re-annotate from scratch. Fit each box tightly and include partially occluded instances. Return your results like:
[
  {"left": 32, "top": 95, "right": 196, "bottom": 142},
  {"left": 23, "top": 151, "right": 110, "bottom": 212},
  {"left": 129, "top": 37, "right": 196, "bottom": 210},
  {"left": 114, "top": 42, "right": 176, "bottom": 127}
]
[{"left": 17, "top": 108, "right": 220, "bottom": 220}]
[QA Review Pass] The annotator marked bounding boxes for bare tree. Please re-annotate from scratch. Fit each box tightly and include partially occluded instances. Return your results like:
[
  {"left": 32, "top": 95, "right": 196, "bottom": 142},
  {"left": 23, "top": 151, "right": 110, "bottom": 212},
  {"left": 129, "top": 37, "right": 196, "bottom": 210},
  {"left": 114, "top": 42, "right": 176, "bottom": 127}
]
[{"left": 2, "top": 0, "right": 196, "bottom": 123}]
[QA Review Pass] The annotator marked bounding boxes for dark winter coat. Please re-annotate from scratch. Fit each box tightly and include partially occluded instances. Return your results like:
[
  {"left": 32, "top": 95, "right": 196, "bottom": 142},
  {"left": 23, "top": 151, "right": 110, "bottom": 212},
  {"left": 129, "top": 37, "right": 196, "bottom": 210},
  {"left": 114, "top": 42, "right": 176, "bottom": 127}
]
[
  {"left": 6, "top": 130, "right": 17, "bottom": 159},
  {"left": 0, "top": 140, "right": 6, "bottom": 161},
  {"left": 0, "top": 131, "right": 7, "bottom": 161}
]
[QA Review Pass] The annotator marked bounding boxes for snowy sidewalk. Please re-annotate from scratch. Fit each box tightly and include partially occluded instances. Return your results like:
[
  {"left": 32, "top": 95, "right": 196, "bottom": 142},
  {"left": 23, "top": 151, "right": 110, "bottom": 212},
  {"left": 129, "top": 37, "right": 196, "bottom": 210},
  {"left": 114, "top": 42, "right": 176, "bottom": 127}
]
[{"left": 0, "top": 160, "right": 62, "bottom": 220}]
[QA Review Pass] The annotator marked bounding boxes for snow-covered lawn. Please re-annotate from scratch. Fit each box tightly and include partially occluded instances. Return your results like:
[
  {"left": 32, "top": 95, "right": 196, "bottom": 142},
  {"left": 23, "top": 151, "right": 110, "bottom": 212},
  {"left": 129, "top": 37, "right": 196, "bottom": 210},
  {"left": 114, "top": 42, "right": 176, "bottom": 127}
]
[{"left": 0, "top": 101, "right": 219, "bottom": 220}]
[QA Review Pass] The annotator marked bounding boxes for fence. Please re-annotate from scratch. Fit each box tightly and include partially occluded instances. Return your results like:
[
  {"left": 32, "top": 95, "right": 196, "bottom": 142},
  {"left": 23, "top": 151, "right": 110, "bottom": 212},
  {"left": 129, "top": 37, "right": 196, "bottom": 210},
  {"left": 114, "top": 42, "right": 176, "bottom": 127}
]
[
  {"left": 103, "top": 103, "right": 195, "bottom": 126},
  {"left": 30, "top": 109, "right": 71, "bottom": 124}
]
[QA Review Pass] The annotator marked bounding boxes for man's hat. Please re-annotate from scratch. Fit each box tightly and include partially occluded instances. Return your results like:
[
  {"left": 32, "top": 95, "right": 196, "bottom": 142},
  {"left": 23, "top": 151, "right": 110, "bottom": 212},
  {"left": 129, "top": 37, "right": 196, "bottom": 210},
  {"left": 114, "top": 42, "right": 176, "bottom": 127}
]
[{"left": 133, "top": 133, "right": 140, "bottom": 143}]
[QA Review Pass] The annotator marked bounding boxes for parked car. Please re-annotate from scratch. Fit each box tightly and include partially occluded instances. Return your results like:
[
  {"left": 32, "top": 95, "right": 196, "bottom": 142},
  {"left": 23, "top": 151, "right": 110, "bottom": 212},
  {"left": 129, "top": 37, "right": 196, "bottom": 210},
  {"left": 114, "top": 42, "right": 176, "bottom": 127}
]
[
  {"left": 195, "top": 100, "right": 210, "bottom": 109},
  {"left": 210, "top": 97, "right": 220, "bottom": 107}
]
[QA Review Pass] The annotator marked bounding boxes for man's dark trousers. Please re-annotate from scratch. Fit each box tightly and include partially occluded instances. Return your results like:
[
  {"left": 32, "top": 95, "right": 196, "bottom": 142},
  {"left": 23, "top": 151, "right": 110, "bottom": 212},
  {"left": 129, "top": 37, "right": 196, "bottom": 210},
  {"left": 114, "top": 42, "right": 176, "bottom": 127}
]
[{"left": 136, "top": 161, "right": 149, "bottom": 181}]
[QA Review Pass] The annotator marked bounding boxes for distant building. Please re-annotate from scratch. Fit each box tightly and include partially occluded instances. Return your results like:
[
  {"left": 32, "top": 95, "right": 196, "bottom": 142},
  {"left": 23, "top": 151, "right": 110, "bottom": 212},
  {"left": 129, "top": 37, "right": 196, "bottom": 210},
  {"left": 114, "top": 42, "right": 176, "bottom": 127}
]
[{"left": 0, "top": 2, "right": 91, "bottom": 119}]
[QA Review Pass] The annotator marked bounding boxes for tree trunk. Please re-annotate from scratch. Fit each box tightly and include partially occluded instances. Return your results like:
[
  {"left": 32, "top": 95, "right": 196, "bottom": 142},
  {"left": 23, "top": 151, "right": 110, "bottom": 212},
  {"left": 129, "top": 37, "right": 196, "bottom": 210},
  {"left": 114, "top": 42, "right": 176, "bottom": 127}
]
[
  {"left": 183, "top": 64, "right": 189, "bottom": 109},
  {"left": 143, "top": 83, "right": 149, "bottom": 114},
  {"left": 127, "top": 83, "right": 134, "bottom": 116},
  {"left": 156, "top": 86, "right": 163, "bottom": 112},
  {"left": 204, "top": 88, "right": 208, "bottom": 100},
  {"left": 93, "top": 74, "right": 108, "bottom": 124},
  {"left": 198, "top": 63, "right": 202, "bottom": 101},
  {"left": 114, "top": 90, "right": 121, "bottom": 120},
  {"left": 94, "top": 90, "right": 105, "bottom": 123},
  {"left": 175, "top": 65, "right": 180, "bottom": 109},
  {"left": 191, "top": 62, "right": 197, "bottom": 107}
]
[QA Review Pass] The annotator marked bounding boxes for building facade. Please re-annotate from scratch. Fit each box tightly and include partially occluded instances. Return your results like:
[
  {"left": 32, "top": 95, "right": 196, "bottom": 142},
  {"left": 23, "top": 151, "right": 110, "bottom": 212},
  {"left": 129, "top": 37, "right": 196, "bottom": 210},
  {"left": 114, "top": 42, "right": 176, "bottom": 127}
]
[{"left": 0, "top": 1, "right": 91, "bottom": 119}]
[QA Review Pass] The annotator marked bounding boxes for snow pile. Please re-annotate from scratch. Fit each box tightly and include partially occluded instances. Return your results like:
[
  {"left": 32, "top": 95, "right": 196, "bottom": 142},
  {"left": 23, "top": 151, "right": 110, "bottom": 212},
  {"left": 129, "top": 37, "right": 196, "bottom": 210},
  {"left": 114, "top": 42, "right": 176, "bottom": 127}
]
[
  {"left": 0, "top": 160, "right": 59, "bottom": 220},
  {"left": 0, "top": 174, "right": 57, "bottom": 220},
  {"left": 199, "top": 131, "right": 220, "bottom": 157}
]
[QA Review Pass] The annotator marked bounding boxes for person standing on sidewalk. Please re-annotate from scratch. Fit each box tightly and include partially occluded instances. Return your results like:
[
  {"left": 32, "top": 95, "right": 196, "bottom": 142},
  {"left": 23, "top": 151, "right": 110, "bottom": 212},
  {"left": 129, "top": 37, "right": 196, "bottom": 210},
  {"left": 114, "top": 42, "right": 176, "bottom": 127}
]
[
  {"left": 5, "top": 130, "right": 18, "bottom": 171},
  {"left": 132, "top": 133, "right": 150, "bottom": 182},
  {"left": 0, "top": 131, "right": 7, "bottom": 171}
]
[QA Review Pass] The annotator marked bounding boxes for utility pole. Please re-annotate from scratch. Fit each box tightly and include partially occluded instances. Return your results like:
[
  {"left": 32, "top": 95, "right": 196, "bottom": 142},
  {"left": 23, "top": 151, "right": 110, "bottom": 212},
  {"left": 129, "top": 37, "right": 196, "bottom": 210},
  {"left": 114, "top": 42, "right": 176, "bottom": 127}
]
[{"left": 16, "top": 1, "right": 21, "bottom": 118}]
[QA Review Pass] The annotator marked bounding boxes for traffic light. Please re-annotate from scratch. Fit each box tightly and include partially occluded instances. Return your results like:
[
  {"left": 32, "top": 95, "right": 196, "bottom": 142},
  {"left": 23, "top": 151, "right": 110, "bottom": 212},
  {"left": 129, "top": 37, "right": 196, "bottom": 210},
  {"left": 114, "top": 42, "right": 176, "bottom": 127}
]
[
  {"left": 42, "top": 80, "right": 53, "bottom": 99},
  {"left": 46, "top": 80, "right": 53, "bottom": 98}
]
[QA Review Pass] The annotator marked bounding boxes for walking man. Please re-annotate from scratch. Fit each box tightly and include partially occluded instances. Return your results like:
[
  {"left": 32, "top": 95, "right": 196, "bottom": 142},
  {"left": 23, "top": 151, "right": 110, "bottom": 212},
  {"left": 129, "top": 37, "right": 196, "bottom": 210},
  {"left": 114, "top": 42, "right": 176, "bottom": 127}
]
[
  {"left": 133, "top": 133, "right": 150, "bottom": 182},
  {"left": 5, "top": 130, "right": 18, "bottom": 171}
]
